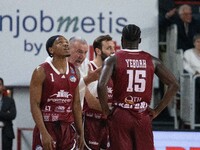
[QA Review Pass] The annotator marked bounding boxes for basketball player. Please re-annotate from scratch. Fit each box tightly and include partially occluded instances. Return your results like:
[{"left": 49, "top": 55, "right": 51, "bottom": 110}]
[
  {"left": 45, "top": 36, "right": 101, "bottom": 109},
  {"left": 30, "top": 35, "right": 84, "bottom": 150},
  {"left": 97, "top": 24, "right": 179, "bottom": 150},
  {"left": 83, "top": 35, "right": 115, "bottom": 150}
]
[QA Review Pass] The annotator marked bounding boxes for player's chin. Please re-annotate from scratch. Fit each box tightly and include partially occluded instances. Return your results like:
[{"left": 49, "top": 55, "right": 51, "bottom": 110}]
[{"left": 74, "top": 61, "right": 81, "bottom": 67}]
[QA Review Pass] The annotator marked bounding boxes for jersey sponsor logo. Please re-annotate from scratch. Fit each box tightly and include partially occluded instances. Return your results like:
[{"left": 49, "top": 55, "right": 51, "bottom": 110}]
[
  {"left": 35, "top": 145, "right": 43, "bottom": 150},
  {"left": 48, "top": 90, "right": 73, "bottom": 103},
  {"left": 54, "top": 106, "right": 65, "bottom": 112},
  {"left": 114, "top": 101, "right": 148, "bottom": 111},
  {"left": 134, "top": 102, "right": 148, "bottom": 112},
  {"left": 50, "top": 90, "right": 72, "bottom": 98},
  {"left": 94, "top": 113, "right": 102, "bottom": 119},
  {"left": 124, "top": 96, "right": 142, "bottom": 105},
  {"left": 69, "top": 75, "right": 77, "bottom": 82},
  {"left": 47, "top": 98, "right": 72, "bottom": 103},
  {"left": 108, "top": 93, "right": 113, "bottom": 99},
  {"left": 89, "top": 140, "right": 99, "bottom": 146},
  {"left": 66, "top": 106, "right": 72, "bottom": 113},
  {"left": 85, "top": 112, "right": 103, "bottom": 119},
  {"left": 107, "top": 86, "right": 113, "bottom": 94},
  {"left": 115, "top": 102, "right": 134, "bottom": 109},
  {"left": 51, "top": 113, "right": 59, "bottom": 121},
  {"left": 43, "top": 113, "right": 50, "bottom": 121},
  {"left": 107, "top": 86, "right": 113, "bottom": 99},
  {"left": 85, "top": 112, "right": 94, "bottom": 117}
]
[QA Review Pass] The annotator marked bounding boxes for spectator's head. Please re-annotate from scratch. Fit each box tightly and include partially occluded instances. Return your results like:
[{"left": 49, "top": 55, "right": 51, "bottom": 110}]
[
  {"left": 93, "top": 35, "right": 115, "bottom": 60},
  {"left": 193, "top": 34, "right": 200, "bottom": 51},
  {"left": 68, "top": 36, "right": 88, "bottom": 67},
  {"left": 0, "top": 77, "right": 4, "bottom": 94},
  {"left": 121, "top": 24, "right": 141, "bottom": 49},
  {"left": 178, "top": 4, "right": 192, "bottom": 23}
]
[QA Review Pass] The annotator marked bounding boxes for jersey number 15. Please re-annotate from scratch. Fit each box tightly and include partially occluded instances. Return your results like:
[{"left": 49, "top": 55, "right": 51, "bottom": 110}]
[{"left": 126, "top": 70, "right": 146, "bottom": 92}]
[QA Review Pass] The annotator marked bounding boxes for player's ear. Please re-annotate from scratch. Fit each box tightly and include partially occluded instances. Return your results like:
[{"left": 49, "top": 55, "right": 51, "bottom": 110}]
[
  {"left": 49, "top": 47, "right": 54, "bottom": 56},
  {"left": 139, "top": 38, "right": 141, "bottom": 44},
  {"left": 96, "top": 48, "right": 101, "bottom": 55},
  {"left": 121, "top": 37, "right": 124, "bottom": 48}
]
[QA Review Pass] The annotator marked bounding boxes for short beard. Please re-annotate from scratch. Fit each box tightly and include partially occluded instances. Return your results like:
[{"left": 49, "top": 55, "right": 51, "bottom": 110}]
[{"left": 101, "top": 51, "right": 108, "bottom": 61}]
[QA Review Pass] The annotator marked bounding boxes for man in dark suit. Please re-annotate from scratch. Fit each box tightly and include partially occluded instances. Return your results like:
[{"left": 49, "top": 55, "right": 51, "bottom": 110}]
[
  {"left": 0, "top": 77, "right": 16, "bottom": 150},
  {"left": 159, "top": 3, "right": 200, "bottom": 52},
  {"left": 159, "top": 0, "right": 177, "bottom": 42},
  {"left": 176, "top": 4, "right": 200, "bottom": 51}
]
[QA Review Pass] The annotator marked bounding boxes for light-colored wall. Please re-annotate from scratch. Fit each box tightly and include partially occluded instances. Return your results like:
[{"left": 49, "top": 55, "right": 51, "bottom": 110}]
[{"left": 13, "top": 87, "right": 34, "bottom": 150}]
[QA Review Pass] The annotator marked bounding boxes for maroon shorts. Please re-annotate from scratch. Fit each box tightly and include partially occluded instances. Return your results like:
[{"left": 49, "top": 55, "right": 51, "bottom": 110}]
[
  {"left": 83, "top": 116, "right": 109, "bottom": 150},
  {"left": 32, "top": 121, "right": 77, "bottom": 150},
  {"left": 108, "top": 107, "right": 154, "bottom": 150}
]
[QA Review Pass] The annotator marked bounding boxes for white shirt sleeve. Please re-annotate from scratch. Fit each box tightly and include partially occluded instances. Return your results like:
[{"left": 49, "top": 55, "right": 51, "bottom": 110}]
[
  {"left": 79, "top": 78, "right": 86, "bottom": 109},
  {"left": 183, "top": 49, "right": 200, "bottom": 74},
  {"left": 78, "top": 58, "right": 91, "bottom": 108}
]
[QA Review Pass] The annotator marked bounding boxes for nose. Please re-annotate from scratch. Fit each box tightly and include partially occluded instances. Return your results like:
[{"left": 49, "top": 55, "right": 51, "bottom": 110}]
[
  {"left": 111, "top": 48, "right": 115, "bottom": 54},
  {"left": 63, "top": 42, "right": 68, "bottom": 47}
]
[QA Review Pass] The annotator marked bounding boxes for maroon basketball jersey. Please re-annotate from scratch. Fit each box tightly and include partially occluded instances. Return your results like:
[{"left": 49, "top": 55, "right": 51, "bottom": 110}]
[
  {"left": 39, "top": 61, "right": 79, "bottom": 123},
  {"left": 83, "top": 61, "right": 114, "bottom": 119},
  {"left": 112, "top": 49, "right": 154, "bottom": 112}
]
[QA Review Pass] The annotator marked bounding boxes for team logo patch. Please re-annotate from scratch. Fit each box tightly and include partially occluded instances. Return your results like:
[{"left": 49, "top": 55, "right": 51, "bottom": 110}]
[
  {"left": 69, "top": 75, "right": 77, "bottom": 82},
  {"left": 35, "top": 145, "right": 42, "bottom": 150}
]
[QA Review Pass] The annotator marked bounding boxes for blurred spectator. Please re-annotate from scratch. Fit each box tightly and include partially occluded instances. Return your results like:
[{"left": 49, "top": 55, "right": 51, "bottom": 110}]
[
  {"left": 176, "top": 4, "right": 200, "bottom": 51},
  {"left": 159, "top": 3, "right": 200, "bottom": 52},
  {"left": 183, "top": 34, "right": 200, "bottom": 123},
  {"left": 183, "top": 34, "right": 200, "bottom": 74},
  {"left": 159, "top": 0, "right": 177, "bottom": 42},
  {"left": 0, "top": 77, "right": 17, "bottom": 150}
]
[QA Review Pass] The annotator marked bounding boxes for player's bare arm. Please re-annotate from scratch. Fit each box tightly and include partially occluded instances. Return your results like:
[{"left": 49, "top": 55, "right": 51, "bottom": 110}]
[
  {"left": 150, "top": 56, "right": 179, "bottom": 119},
  {"left": 30, "top": 66, "right": 54, "bottom": 150},
  {"left": 98, "top": 55, "right": 116, "bottom": 116},
  {"left": 72, "top": 85, "right": 84, "bottom": 150}
]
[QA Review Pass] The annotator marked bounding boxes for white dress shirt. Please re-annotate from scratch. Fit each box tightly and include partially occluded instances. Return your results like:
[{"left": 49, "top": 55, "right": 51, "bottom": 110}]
[{"left": 183, "top": 48, "right": 200, "bottom": 74}]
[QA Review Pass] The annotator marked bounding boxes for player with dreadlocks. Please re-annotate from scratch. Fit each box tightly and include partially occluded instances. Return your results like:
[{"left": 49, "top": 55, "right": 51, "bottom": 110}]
[{"left": 97, "top": 24, "right": 179, "bottom": 150}]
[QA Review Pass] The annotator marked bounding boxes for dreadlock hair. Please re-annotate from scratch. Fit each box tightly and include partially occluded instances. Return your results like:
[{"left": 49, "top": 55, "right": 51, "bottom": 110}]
[
  {"left": 93, "top": 35, "right": 112, "bottom": 56},
  {"left": 122, "top": 24, "right": 141, "bottom": 42}
]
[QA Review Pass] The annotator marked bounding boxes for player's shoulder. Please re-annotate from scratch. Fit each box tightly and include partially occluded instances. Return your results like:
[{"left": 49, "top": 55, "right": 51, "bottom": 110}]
[
  {"left": 104, "top": 53, "right": 117, "bottom": 64},
  {"left": 151, "top": 55, "right": 163, "bottom": 69},
  {"left": 31, "top": 62, "right": 48, "bottom": 77}
]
